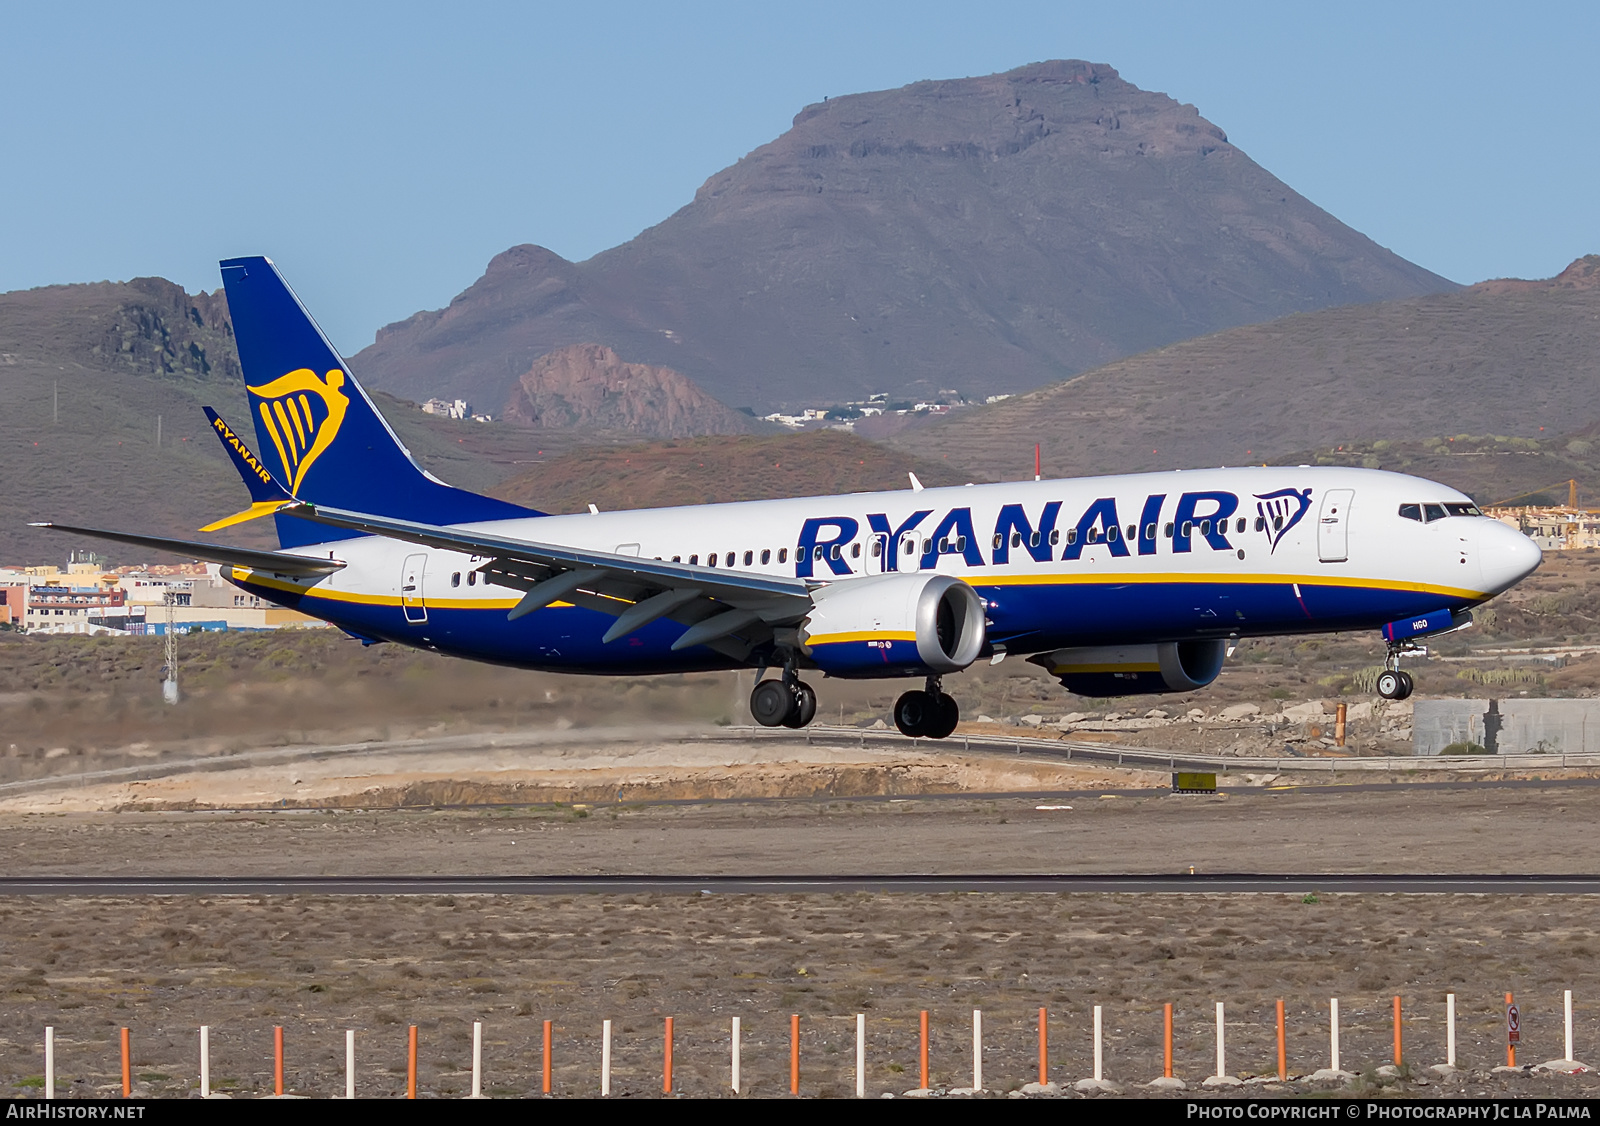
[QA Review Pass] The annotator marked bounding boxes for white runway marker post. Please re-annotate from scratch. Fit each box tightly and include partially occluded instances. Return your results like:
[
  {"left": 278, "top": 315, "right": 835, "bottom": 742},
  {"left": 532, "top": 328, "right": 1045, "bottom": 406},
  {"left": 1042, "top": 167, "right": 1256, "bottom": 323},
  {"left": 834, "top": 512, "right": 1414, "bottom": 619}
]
[
  {"left": 44, "top": 1027, "right": 54, "bottom": 1101},
  {"left": 1215, "top": 1002, "right": 1226, "bottom": 1079},
  {"left": 471, "top": 1021, "right": 483, "bottom": 1099},
  {"left": 198, "top": 1026, "right": 208, "bottom": 1099},
  {"left": 1447, "top": 994, "right": 1456, "bottom": 1068},
  {"left": 1567, "top": 990, "right": 1575, "bottom": 1064},
  {"left": 972, "top": 1009, "right": 983, "bottom": 1092},
  {"left": 345, "top": 1030, "right": 355, "bottom": 1100},
  {"left": 1093, "top": 1005, "right": 1104, "bottom": 1082},
  {"left": 856, "top": 1014, "right": 865, "bottom": 1098},
  {"left": 601, "top": 1020, "right": 612, "bottom": 1097},
  {"left": 731, "top": 1016, "right": 741, "bottom": 1094},
  {"left": 1331, "top": 999, "right": 1341, "bottom": 1073}
]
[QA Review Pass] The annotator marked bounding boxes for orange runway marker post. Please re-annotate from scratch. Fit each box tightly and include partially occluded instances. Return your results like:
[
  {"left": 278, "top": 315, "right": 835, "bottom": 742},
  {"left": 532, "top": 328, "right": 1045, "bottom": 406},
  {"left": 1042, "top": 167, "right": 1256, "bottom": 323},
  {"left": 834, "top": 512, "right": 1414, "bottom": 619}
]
[
  {"left": 274, "top": 1026, "right": 284, "bottom": 1096},
  {"left": 1038, "top": 1007, "right": 1048, "bottom": 1086},
  {"left": 790, "top": 1013, "right": 800, "bottom": 1095},
  {"left": 919, "top": 1011, "right": 929, "bottom": 1090},
  {"left": 664, "top": 1017, "right": 674, "bottom": 1094},
  {"left": 542, "top": 1020, "right": 552, "bottom": 1095},
  {"left": 1276, "top": 1000, "right": 1287, "bottom": 1081},
  {"left": 120, "top": 1027, "right": 131, "bottom": 1098},
  {"left": 407, "top": 1025, "right": 417, "bottom": 1099},
  {"left": 1164, "top": 1003, "right": 1174, "bottom": 1079},
  {"left": 1507, "top": 993, "right": 1518, "bottom": 1068},
  {"left": 1393, "top": 996, "right": 1403, "bottom": 1066}
]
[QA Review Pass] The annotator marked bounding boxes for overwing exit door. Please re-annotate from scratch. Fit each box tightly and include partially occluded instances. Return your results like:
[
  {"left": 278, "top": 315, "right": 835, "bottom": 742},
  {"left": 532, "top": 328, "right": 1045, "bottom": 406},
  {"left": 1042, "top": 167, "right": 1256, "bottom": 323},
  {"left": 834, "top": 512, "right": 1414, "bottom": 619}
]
[
  {"left": 1318, "top": 489, "right": 1354, "bottom": 563},
  {"left": 401, "top": 553, "right": 428, "bottom": 623}
]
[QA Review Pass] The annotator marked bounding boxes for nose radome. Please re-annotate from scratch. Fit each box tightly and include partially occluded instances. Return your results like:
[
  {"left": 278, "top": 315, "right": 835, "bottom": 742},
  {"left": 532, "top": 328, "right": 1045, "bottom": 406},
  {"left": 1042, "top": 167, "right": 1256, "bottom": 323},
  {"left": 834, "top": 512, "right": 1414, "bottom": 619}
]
[{"left": 1477, "top": 520, "right": 1543, "bottom": 593}]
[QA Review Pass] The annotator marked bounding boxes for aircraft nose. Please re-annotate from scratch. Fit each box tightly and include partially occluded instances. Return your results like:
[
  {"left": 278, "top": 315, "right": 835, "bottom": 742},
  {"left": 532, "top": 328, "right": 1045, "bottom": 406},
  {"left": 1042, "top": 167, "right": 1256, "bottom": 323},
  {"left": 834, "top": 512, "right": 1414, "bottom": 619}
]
[{"left": 1477, "top": 518, "right": 1542, "bottom": 594}]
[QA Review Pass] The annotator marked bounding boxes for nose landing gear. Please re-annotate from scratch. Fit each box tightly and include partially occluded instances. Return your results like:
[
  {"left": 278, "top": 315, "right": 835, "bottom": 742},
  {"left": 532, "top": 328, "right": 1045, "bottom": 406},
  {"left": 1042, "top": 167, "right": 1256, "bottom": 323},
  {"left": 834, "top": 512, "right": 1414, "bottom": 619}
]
[
  {"left": 893, "top": 677, "right": 960, "bottom": 739},
  {"left": 1376, "top": 643, "right": 1418, "bottom": 701}
]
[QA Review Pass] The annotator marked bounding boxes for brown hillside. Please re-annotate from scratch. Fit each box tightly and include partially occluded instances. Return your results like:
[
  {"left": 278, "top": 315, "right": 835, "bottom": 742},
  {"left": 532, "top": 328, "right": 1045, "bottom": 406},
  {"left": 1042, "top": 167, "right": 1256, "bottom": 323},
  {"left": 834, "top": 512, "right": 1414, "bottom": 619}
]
[
  {"left": 0, "top": 277, "right": 646, "bottom": 563},
  {"left": 502, "top": 343, "right": 764, "bottom": 437},
  {"left": 354, "top": 60, "right": 1452, "bottom": 416},
  {"left": 490, "top": 430, "right": 981, "bottom": 514},
  {"left": 899, "top": 256, "right": 1600, "bottom": 483}
]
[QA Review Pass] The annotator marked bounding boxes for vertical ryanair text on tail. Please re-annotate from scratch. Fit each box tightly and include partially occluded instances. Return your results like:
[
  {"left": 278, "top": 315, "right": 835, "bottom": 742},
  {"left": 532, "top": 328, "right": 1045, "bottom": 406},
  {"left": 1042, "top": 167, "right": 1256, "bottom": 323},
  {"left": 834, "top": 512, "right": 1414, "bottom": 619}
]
[{"left": 33, "top": 257, "right": 1544, "bottom": 737}]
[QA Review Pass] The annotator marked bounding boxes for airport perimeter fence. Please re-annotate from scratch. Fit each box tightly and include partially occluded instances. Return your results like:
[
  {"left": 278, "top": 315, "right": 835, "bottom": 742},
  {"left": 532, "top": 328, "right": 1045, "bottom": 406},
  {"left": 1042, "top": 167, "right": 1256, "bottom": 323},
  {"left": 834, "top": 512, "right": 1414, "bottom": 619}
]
[{"left": 21, "top": 989, "right": 1595, "bottom": 1098}]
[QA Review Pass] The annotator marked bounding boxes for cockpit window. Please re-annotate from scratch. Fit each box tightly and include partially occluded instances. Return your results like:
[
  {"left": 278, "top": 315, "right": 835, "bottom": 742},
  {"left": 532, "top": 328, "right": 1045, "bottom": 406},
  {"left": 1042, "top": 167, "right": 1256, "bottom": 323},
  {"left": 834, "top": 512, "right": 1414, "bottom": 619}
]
[
  {"left": 1445, "top": 502, "right": 1484, "bottom": 517},
  {"left": 1398, "top": 503, "right": 1422, "bottom": 522},
  {"left": 1423, "top": 503, "right": 1447, "bottom": 522}
]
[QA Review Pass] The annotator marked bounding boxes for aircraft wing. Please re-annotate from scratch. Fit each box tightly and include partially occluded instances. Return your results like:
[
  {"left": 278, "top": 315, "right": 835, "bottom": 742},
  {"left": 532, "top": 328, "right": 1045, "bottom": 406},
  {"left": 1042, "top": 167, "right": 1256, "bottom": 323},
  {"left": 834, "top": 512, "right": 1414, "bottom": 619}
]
[
  {"left": 285, "top": 502, "right": 815, "bottom": 656},
  {"left": 28, "top": 523, "right": 346, "bottom": 578}
]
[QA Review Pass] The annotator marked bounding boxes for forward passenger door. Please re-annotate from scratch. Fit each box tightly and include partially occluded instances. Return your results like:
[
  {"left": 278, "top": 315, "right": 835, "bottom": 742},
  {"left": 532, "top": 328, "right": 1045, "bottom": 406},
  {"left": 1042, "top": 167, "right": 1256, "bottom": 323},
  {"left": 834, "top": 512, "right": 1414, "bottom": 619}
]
[{"left": 1318, "top": 489, "right": 1354, "bottom": 563}]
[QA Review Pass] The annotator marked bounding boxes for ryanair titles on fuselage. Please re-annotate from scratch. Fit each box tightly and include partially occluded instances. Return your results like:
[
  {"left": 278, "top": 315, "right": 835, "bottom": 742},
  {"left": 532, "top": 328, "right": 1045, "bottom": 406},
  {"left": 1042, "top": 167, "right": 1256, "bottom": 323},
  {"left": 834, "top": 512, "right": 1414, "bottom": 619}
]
[{"left": 792, "top": 485, "right": 1315, "bottom": 577}]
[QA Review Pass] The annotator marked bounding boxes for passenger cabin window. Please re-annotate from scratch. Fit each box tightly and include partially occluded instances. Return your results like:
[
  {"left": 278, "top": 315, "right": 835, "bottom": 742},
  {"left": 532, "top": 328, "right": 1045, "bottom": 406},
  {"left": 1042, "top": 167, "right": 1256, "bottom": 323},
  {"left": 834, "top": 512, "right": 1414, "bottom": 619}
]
[
  {"left": 851, "top": 543, "right": 861, "bottom": 558},
  {"left": 1144, "top": 524, "right": 1157, "bottom": 540},
  {"left": 451, "top": 573, "right": 461, "bottom": 587},
  {"left": 1423, "top": 504, "right": 1447, "bottom": 523},
  {"left": 779, "top": 548, "right": 788, "bottom": 563},
  {"left": 1398, "top": 504, "right": 1422, "bottom": 522},
  {"left": 1106, "top": 525, "right": 1119, "bottom": 542},
  {"left": 467, "top": 572, "right": 477, "bottom": 586},
  {"left": 1199, "top": 520, "right": 1211, "bottom": 537},
  {"left": 761, "top": 549, "right": 771, "bottom": 564},
  {"left": 744, "top": 550, "right": 753, "bottom": 566},
  {"left": 1255, "top": 517, "right": 1266, "bottom": 531},
  {"left": 1273, "top": 515, "right": 1283, "bottom": 531},
  {"left": 1050, "top": 530, "right": 1060, "bottom": 545},
  {"left": 1066, "top": 529, "right": 1078, "bottom": 545},
  {"left": 870, "top": 541, "right": 881, "bottom": 558},
  {"left": 1164, "top": 523, "right": 1174, "bottom": 538},
  {"left": 689, "top": 554, "right": 698, "bottom": 565},
  {"left": 726, "top": 552, "right": 735, "bottom": 567},
  {"left": 708, "top": 553, "right": 718, "bottom": 567},
  {"left": 1236, "top": 518, "right": 1247, "bottom": 534}
]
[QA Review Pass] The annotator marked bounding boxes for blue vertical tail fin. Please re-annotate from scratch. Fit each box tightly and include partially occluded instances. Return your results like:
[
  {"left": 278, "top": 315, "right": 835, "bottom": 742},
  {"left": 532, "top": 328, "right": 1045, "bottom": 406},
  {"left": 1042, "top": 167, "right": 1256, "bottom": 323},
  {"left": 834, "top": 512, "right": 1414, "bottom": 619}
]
[{"left": 219, "top": 256, "right": 538, "bottom": 548}]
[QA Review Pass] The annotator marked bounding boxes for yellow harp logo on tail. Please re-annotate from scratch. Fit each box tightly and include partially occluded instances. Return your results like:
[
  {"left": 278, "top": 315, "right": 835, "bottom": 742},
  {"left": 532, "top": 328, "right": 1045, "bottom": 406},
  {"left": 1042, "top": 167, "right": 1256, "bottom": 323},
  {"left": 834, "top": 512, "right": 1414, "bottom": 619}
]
[{"left": 246, "top": 368, "right": 350, "bottom": 493}]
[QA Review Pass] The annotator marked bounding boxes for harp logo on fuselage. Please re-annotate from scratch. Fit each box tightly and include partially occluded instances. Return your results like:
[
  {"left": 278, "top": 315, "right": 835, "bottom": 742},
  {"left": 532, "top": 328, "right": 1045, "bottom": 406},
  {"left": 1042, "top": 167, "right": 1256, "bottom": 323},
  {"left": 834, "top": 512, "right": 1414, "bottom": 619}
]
[{"left": 246, "top": 368, "right": 349, "bottom": 493}]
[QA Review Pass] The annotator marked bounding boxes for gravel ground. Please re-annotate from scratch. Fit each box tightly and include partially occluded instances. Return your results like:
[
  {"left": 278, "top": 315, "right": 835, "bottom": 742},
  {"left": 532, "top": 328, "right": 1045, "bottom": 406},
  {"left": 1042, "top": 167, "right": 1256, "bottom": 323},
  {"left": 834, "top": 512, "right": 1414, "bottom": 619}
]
[{"left": 2, "top": 892, "right": 1599, "bottom": 1099}]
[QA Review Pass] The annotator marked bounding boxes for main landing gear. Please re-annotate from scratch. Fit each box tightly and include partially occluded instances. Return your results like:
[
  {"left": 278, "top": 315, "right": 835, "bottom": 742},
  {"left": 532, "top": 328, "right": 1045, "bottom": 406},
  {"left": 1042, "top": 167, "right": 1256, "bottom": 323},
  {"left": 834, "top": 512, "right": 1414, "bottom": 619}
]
[
  {"left": 750, "top": 675, "right": 817, "bottom": 729},
  {"left": 1376, "top": 643, "right": 1417, "bottom": 701},
  {"left": 894, "top": 678, "right": 960, "bottom": 739}
]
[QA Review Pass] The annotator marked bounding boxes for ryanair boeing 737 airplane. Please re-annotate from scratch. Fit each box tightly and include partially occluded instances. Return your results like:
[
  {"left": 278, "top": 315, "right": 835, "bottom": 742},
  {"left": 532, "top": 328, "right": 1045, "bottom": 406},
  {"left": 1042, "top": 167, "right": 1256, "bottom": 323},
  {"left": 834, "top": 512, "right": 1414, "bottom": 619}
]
[{"left": 34, "top": 258, "right": 1543, "bottom": 736}]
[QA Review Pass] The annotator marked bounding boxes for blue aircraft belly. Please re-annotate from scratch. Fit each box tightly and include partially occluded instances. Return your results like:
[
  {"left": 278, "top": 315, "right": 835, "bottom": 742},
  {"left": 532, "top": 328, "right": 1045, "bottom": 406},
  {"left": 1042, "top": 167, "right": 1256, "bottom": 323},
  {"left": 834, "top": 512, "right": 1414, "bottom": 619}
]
[{"left": 240, "top": 574, "right": 1475, "bottom": 674}]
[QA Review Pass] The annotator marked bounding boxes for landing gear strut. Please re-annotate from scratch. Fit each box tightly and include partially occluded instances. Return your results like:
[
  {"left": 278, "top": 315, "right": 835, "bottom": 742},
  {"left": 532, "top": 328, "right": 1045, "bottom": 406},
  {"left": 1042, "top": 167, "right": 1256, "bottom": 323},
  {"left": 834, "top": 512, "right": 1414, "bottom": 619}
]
[
  {"left": 750, "top": 655, "right": 817, "bottom": 729},
  {"left": 893, "top": 677, "right": 960, "bottom": 739},
  {"left": 1376, "top": 643, "right": 1417, "bottom": 701}
]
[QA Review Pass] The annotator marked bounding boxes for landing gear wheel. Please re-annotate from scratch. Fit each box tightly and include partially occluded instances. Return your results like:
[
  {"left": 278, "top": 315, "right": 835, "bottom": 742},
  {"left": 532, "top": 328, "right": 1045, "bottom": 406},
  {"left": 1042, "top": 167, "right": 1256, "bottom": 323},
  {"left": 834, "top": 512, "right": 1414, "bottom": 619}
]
[
  {"left": 750, "top": 679, "right": 792, "bottom": 727},
  {"left": 894, "top": 690, "right": 934, "bottom": 737},
  {"left": 1376, "top": 669, "right": 1403, "bottom": 700},
  {"left": 926, "top": 693, "right": 960, "bottom": 740},
  {"left": 1394, "top": 670, "right": 1415, "bottom": 701},
  {"left": 781, "top": 681, "right": 817, "bottom": 729}
]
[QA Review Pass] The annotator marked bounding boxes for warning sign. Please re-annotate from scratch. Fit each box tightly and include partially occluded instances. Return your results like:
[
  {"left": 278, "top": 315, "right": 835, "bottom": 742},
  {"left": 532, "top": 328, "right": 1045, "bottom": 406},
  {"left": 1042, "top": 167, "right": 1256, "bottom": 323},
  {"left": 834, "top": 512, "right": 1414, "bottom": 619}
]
[{"left": 1508, "top": 1003, "right": 1521, "bottom": 1044}]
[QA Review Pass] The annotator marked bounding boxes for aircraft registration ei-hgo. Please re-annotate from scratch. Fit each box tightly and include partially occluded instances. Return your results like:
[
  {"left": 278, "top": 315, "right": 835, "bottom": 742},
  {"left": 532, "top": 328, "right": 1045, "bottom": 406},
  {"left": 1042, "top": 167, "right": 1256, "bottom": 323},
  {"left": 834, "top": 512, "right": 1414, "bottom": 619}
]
[{"left": 35, "top": 258, "right": 1544, "bottom": 737}]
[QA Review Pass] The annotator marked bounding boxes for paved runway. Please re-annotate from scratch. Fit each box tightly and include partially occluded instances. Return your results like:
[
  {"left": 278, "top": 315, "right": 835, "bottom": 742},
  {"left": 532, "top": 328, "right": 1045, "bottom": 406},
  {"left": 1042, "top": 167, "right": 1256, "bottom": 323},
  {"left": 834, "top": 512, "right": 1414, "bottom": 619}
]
[{"left": 5, "top": 873, "right": 1600, "bottom": 895}]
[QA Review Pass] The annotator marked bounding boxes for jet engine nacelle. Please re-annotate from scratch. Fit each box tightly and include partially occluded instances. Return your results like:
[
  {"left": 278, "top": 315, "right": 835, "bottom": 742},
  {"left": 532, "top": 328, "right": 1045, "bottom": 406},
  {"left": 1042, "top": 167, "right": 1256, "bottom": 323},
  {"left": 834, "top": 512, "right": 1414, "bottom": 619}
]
[
  {"left": 799, "top": 573, "right": 987, "bottom": 677},
  {"left": 1029, "top": 640, "right": 1227, "bottom": 697}
]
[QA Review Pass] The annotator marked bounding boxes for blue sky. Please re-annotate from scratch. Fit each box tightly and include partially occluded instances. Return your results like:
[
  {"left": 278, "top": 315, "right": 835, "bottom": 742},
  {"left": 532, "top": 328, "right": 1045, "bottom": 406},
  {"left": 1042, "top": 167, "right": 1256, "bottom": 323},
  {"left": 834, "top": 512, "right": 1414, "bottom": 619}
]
[{"left": 2, "top": 1, "right": 1596, "bottom": 352}]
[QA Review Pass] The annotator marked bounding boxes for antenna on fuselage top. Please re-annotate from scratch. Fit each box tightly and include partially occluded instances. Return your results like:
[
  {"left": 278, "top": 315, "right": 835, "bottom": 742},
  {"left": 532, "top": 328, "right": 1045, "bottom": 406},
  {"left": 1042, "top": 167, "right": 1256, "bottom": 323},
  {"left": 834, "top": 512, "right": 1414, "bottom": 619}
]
[{"left": 1035, "top": 443, "right": 1041, "bottom": 482}]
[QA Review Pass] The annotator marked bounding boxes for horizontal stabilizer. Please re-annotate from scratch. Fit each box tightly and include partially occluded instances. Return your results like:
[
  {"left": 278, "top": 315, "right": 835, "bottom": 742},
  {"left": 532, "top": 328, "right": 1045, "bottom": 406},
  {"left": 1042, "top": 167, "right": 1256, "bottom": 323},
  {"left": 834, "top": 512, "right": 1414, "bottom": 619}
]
[{"left": 28, "top": 522, "right": 344, "bottom": 577}]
